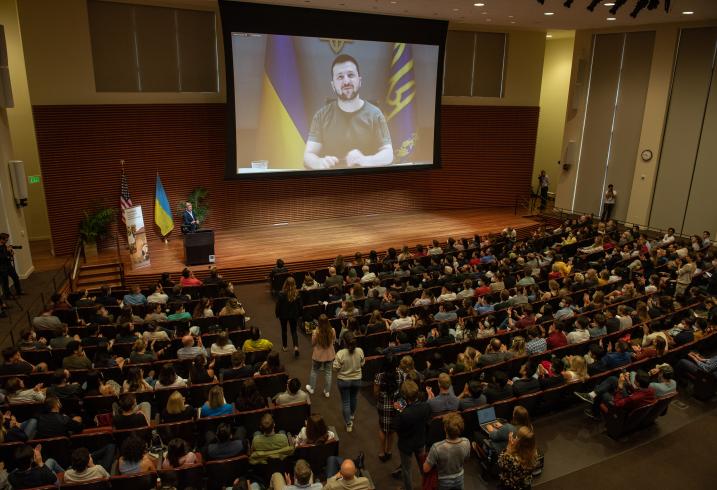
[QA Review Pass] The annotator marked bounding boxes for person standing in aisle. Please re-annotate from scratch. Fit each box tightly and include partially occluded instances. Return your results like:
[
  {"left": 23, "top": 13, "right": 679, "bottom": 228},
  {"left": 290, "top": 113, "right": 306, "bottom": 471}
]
[
  {"left": 602, "top": 184, "right": 616, "bottom": 221},
  {"left": 333, "top": 332, "right": 364, "bottom": 432},
  {"left": 537, "top": 171, "right": 550, "bottom": 211},
  {"left": 275, "top": 276, "right": 303, "bottom": 357},
  {"left": 306, "top": 314, "right": 336, "bottom": 398}
]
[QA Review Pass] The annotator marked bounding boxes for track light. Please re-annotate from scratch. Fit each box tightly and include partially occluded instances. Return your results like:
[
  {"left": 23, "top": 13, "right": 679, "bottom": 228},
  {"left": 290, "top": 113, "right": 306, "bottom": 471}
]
[
  {"left": 587, "top": 0, "right": 601, "bottom": 12},
  {"left": 609, "top": 0, "right": 628, "bottom": 15},
  {"left": 564, "top": 0, "right": 574, "bottom": 7},
  {"left": 630, "top": 0, "right": 649, "bottom": 17}
]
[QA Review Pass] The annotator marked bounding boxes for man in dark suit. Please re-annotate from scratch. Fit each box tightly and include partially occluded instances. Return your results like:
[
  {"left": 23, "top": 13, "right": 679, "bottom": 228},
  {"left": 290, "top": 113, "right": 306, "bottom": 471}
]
[{"left": 182, "top": 202, "right": 199, "bottom": 233}]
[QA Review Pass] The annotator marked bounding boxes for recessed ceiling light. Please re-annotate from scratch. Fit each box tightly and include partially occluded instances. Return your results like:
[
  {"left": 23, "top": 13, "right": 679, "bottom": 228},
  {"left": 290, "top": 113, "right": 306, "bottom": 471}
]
[
  {"left": 453, "top": 8, "right": 459, "bottom": 11},
  {"left": 544, "top": 12, "right": 555, "bottom": 16},
  {"left": 510, "top": 21, "right": 516, "bottom": 24},
  {"left": 607, "top": 17, "right": 616, "bottom": 20},
  {"left": 508, "top": 15, "right": 514, "bottom": 18},
  {"left": 682, "top": 11, "right": 694, "bottom": 15},
  {"left": 486, "top": 18, "right": 492, "bottom": 22},
  {"left": 546, "top": 34, "right": 553, "bottom": 38},
  {"left": 474, "top": 2, "right": 485, "bottom": 6},
  {"left": 482, "top": 11, "right": 488, "bottom": 15},
  {"left": 390, "top": 1, "right": 397, "bottom": 4},
  {"left": 604, "top": 2, "right": 615, "bottom": 6}
]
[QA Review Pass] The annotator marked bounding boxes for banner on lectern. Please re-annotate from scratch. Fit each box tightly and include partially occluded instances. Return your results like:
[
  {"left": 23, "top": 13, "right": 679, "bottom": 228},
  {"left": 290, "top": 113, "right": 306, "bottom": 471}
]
[{"left": 123, "top": 205, "right": 150, "bottom": 269}]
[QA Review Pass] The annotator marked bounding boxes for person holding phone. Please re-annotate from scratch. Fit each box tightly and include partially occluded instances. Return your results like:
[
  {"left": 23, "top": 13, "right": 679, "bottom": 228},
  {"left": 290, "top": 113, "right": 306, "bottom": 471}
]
[{"left": 390, "top": 379, "right": 431, "bottom": 490}]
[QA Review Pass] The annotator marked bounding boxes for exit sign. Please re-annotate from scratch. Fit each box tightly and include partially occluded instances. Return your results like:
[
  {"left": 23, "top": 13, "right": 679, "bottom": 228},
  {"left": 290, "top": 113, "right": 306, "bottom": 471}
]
[{"left": 28, "top": 175, "right": 41, "bottom": 184}]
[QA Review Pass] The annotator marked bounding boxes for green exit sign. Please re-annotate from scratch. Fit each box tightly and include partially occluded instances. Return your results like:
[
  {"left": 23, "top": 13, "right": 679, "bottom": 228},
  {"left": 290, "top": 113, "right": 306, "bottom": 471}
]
[{"left": 28, "top": 175, "right": 41, "bottom": 184}]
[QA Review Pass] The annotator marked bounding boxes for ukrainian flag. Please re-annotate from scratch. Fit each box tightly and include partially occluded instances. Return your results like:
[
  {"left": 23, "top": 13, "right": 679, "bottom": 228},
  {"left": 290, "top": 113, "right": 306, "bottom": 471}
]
[
  {"left": 385, "top": 43, "right": 417, "bottom": 163},
  {"left": 154, "top": 174, "right": 174, "bottom": 237},
  {"left": 255, "top": 35, "right": 308, "bottom": 169}
]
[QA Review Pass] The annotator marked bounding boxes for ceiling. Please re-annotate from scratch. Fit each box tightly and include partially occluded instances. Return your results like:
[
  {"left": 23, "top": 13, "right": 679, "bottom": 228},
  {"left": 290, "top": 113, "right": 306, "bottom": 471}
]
[{"left": 231, "top": 0, "right": 717, "bottom": 30}]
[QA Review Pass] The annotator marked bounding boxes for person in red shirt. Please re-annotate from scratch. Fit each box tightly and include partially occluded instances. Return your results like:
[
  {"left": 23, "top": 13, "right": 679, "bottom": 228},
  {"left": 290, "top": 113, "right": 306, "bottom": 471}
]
[
  {"left": 179, "top": 268, "right": 203, "bottom": 287},
  {"left": 546, "top": 321, "right": 568, "bottom": 349},
  {"left": 576, "top": 371, "right": 656, "bottom": 419},
  {"left": 473, "top": 278, "right": 492, "bottom": 298}
]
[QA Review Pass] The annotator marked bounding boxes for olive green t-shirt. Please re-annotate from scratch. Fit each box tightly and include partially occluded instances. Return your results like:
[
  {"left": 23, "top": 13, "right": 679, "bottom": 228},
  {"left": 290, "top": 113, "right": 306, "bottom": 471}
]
[{"left": 307, "top": 100, "right": 392, "bottom": 168}]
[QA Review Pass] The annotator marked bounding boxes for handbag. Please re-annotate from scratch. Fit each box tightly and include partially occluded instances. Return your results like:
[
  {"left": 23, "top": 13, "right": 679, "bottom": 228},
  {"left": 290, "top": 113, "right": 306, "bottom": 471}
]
[{"left": 419, "top": 452, "right": 438, "bottom": 490}]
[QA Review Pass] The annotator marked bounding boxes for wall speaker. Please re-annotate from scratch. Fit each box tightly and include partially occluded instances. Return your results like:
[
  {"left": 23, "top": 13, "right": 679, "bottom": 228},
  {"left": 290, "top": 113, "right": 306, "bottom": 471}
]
[
  {"left": 8, "top": 160, "right": 28, "bottom": 207},
  {"left": 0, "top": 26, "right": 14, "bottom": 109}
]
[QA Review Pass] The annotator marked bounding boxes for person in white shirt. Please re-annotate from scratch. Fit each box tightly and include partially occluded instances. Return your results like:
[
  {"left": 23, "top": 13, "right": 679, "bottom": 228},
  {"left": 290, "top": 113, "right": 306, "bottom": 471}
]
[
  {"left": 661, "top": 227, "right": 676, "bottom": 245},
  {"left": 390, "top": 305, "right": 415, "bottom": 331},
  {"left": 359, "top": 265, "right": 376, "bottom": 284},
  {"left": 210, "top": 331, "right": 237, "bottom": 355},
  {"left": 601, "top": 184, "right": 616, "bottom": 221},
  {"left": 567, "top": 317, "right": 590, "bottom": 344},
  {"left": 146, "top": 284, "right": 169, "bottom": 304}
]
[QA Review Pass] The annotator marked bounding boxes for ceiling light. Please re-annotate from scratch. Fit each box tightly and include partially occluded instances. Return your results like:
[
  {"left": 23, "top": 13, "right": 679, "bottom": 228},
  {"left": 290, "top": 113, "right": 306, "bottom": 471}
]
[
  {"left": 453, "top": 8, "right": 459, "bottom": 11},
  {"left": 607, "top": 17, "right": 616, "bottom": 20},
  {"left": 474, "top": 2, "right": 485, "bottom": 6},
  {"left": 544, "top": 12, "right": 555, "bottom": 16},
  {"left": 682, "top": 11, "right": 694, "bottom": 15},
  {"left": 604, "top": 2, "right": 615, "bottom": 5},
  {"left": 508, "top": 15, "right": 514, "bottom": 18},
  {"left": 546, "top": 34, "right": 553, "bottom": 38},
  {"left": 510, "top": 20, "right": 516, "bottom": 24}
]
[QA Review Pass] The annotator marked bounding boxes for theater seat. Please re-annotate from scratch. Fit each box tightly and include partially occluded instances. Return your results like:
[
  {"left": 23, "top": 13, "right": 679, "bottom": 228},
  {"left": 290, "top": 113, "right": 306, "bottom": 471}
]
[
  {"left": 109, "top": 472, "right": 157, "bottom": 490},
  {"left": 295, "top": 439, "right": 339, "bottom": 479},
  {"left": 61, "top": 478, "right": 111, "bottom": 489},
  {"left": 158, "top": 463, "right": 204, "bottom": 489},
  {"left": 204, "top": 455, "right": 249, "bottom": 490}
]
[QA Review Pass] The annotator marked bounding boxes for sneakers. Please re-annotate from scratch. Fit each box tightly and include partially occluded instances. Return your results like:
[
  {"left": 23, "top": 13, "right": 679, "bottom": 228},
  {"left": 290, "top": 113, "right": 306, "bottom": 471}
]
[
  {"left": 305, "top": 385, "right": 315, "bottom": 395},
  {"left": 574, "top": 391, "right": 595, "bottom": 403},
  {"left": 324, "top": 391, "right": 330, "bottom": 398},
  {"left": 583, "top": 408, "right": 600, "bottom": 420},
  {"left": 350, "top": 414, "right": 355, "bottom": 422},
  {"left": 346, "top": 422, "right": 353, "bottom": 433}
]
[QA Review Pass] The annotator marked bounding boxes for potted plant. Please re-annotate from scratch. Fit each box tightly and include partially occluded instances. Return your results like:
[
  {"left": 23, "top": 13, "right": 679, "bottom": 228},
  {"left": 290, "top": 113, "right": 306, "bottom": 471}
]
[
  {"left": 177, "top": 187, "right": 209, "bottom": 229},
  {"left": 79, "top": 206, "right": 116, "bottom": 257}
]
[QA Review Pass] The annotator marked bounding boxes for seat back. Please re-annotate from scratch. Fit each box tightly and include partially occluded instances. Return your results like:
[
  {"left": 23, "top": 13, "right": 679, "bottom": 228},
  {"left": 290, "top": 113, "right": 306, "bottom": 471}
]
[
  {"left": 254, "top": 373, "right": 288, "bottom": 400},
  {"left": 155, "top": 387, "right": 189, "bottom": 414},
  {"left": 158, "top": 463, "right": 204, "bottom": 489},
  {"left": 272, "top": 402, "right": 310, "bottom": 435},
  {"left": 113, "top": 426, "right": 152, "bottom": 449},
  {"left": 7, "top": 401, "right": 45, "bottom": 422},
  {"left": 236, "top": 407, "right": 271, "bottom": 436},
  {"left": 158, "top": 420, "right": 197, "bottom": 448},
  {"left": 188, "top": 382, "right": 215, "bottom": 408},
  {"left": 69, "top": 431, "right": 115, "bottom": 453},
  {"left": 295, "top": 439, "right": 339, "bottom": 478},
  {"left": 35, "top": 436, "right": 72, "bottom": 468},
  {"left": 60, "top": 479, "right": 112, "bottom": 489},
  {"left": 109, "top": 472, "right": 157, "bottom": 490},
  {"left": 204, "top": 455, "right": 249, "bottom": 490}
]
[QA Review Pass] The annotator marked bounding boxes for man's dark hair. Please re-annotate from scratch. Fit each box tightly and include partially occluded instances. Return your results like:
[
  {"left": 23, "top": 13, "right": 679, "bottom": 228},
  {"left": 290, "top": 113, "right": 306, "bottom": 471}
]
[
  {"left": 70, "top": 447, "right": 91, "bottom": 472},
  {"left": 216, "top": 423, "right": 233, "bottom": 443},
  {"left": 331, "top": 54, "right": 360, "bottom": 76},
  {"left": 467, "top": 380, "right": 483, "bottom": 398},
  {"left": 2, "top": 346, "right": 18, "bottom": 362},
  {"left": 51, "top": 368, "right": 67, "bottom": 385},
  {"left": 118, "top": 393, "right": 136, "bottom": 412},
  {"left": 231, "top": 350, "right": 245, "bottom": 367},
  {"left": 493, "top": 370, "right": 508, "bottom": 387},
  {"left": 66, "top": 340, "right": 81, "bottom": 354},
  {"left": 636, "top": 372, "right": 651, "bottom": 389},
  {"left": 287, "top": 377, "right": 301, "bottom": 394},
  {"left": 14, "top": 444, "right": 34, "bottom": 470}
]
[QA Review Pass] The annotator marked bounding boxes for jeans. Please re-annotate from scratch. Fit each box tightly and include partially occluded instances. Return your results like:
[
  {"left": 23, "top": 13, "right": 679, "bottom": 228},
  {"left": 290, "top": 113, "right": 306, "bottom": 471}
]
[
  {"left": 438, "top": 475, "right": 464, "bottom": 490},
  {"left": 591, "top": 376, "right": 618, "bottom": 415},
  {"left": 399, "top": 449, "right": 424, "bottom": 490},
  {"left": 676, "top": 358, "right": 702, "bottom": 376},
  {"left": 22, "top": 418, "right": 38, "bottom": 440},
  {"left": 308, "top": 360, "right": 332, "bottom": 393},
  {"left": 92, "top": 443, "right": 117, "bottom": 473},
  {"left": 539, "top": 187, "right": 548, "bottom": 210},
  {"left": 601, "top": 203, "right": 614, "bottom": 221},
  {"left": 336, "top": 379, "right": 361, "bottom": 425},
  {"left": 44, "top": 458, "right": 64, "bottom": 474},
  {"left": 280, "top": 318, "right": 298, "bottom": 349},
  {"left": 0, "top": 265, "right": 22, "bottom": 296}
]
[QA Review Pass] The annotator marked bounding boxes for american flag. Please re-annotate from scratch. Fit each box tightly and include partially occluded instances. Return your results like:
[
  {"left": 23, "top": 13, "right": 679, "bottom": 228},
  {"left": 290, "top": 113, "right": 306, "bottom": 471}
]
[{"left": 120, "top": 161, "right": 132, "bottom": 223}]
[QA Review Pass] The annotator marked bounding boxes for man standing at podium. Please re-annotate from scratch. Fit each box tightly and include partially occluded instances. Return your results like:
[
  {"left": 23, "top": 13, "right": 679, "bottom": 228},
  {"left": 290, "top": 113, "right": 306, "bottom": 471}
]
[{"left": 183, "top": 202, "right": 199, "bottom": 233}]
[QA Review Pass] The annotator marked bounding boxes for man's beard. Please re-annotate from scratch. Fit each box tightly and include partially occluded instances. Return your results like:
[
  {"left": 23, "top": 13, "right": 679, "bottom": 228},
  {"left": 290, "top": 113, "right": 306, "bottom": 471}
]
[{"left": 337, "top": 85, "right": 359, "bottom": 101}]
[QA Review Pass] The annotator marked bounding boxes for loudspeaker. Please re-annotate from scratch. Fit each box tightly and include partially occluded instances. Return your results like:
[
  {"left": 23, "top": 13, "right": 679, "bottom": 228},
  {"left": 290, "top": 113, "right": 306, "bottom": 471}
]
[
  {"left": 563, "top": 141, "right": 577, "bottom": 170},
  {"left": 0, "top": 26, "right": 14, "bottom": 109},
  {"left": 8, "top": 160, "right": 28, "bottom": 207}
]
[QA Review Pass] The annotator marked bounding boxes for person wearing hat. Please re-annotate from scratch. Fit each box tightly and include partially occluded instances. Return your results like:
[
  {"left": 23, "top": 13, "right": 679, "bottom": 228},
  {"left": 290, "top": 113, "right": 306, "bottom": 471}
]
[{"left": 648, "top": 364, "right": 677, "bottom": 397}]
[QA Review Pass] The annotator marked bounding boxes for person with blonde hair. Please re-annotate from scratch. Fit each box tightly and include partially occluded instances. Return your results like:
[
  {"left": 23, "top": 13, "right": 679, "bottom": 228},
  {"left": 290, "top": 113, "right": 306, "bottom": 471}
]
[
  {"left": 275, "top": 276, "right": 303, "bottom": 356},
  {"left": 219, "top": 297, "right": 246, "bottom": 317},
  {"left": 498, "top": 426, "right": 538, "bottom": 489},
  {"left": 161, "top": 390, "right": 195, "bottom": 423},
  {"left": 509, "top": 336, "right": 527, "bottom": 357},
  {"left": 563, "top": 355, "right": 588, "bottom": 382},
  {"left": 200, "top": 385, "right": 233, "bottom": 418},
  {"left": 306, "top": 314, "right": 336, "bottom": 398}
]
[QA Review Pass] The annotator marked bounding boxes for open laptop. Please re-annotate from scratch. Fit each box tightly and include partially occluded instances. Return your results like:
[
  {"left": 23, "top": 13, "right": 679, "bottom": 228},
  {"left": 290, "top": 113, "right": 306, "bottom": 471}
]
[{"left": 477, "top": 406, "right": 504, "bottom": 432}]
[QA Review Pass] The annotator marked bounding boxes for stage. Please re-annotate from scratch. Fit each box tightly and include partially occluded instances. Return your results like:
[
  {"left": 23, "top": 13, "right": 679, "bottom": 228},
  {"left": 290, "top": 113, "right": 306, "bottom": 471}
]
[{"left": 67, "top": 207, "right": 542, "bottom": 286}]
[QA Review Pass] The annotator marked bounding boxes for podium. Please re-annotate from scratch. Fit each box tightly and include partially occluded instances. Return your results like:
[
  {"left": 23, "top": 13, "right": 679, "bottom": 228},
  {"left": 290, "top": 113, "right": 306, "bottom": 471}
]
[{"left": 184, "top": 229, "right": 215, "bottom": 266}]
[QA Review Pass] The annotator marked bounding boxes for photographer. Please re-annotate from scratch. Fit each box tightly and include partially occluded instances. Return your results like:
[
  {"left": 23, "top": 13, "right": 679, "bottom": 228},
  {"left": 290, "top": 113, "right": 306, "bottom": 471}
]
[{"left": 0, "top": 233, "right": 23, "bottom": 298}]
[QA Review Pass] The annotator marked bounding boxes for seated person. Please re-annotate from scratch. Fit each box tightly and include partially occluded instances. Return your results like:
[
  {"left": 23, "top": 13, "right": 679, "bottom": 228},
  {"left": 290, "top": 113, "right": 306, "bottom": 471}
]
[
  {"left": 294, "top": 413, "right": 336, "bottom": 446},
  {"left": 242, "top": 327, "right": 273, "bottom": 352},
  {"left": 588, "top": 341, "right": 633, "bottom": 374},
  {"left": 4, "top": 377, "right": 46, "bottom": 404},
  {"left": 434, "top": 302, "right": 458, "bottom": 323},
  {"left": 458, "top": 380, "right": 486, "bottom": 410},
  {"left": 35, "top": 396, "right": 83, "bottom": 438},
  {"left": 575, "top": 371, "right": 656, "bottom": 419},
  {"left": 537, "top": 360, "right": 565, "bottom": 389},
  {"left": 426, "top": 373, "right": 459, "bottom": 415},
  {"left": 483, "top": 371, "right": 513, "bottom": 403},
  {"left": 510, "top": 361, "right": 541, "bottom": 397},
  {"left": 161, "top": 390, "right": 196, "bottom": 423},
  {"left": 378, "top": 330, "right": 413, "bottom": 355},
  {"left": 161, "top": 438, "right": 202, "bottom": 469},
  {"left": 46, "top": 368, "right": 83, "bottom": 400},
  {"left": 323, "top": 458, "right": 370, "bottom": 490},
  {"left": 0, "top": 347, "right": 41, "bottom": 375},
  {"left": 235, "top": 378, "right": 268, "bottom": 412},
  {"left": 166, "top": 303, "right": 192, "bottom": 322},
  {"left": 256, "top": 351, "right": 285, "bottom": 376},
  {"left": 481, "top": 405, "right": 533, "bottom": 455},
  {"left": 389, "top": 305, "right": 415, "bottom": 331},
  {"left": 122, "top": 366, "right": 153, "bottom": 393},
  {"left": 200, "top": 385, "right": 234, "bottom": 417},
  {"left": 145, "top": 303, "right": 169, "bottom": 322},
  {"left": 123, "top": 285, "right": 147, "bottom": 306},
  {"left": 146, "top": 284, "right": 169, "bottom": 305},
  {"left": 189, "top": 355, "right": 215, "bottom": 384},
  {"left": 676, "top": 351, "right": 717, "bottom": 377},
  {"left": 154, "top": 364, "right": 188, "bottom": 390},
  {"left": 177, "top": 334, "right": 207, "bottom": 361},
  {"left": 62, "top": 340, "right": 92, "bottom": 370},
  {"left": 249, "top": 413, "right": 294, "bottom": 465},
  {"left": 274, "top": 377, "right": 311, "bottom": 406},
  {"left": 211, "top": 331, "right": 237, "bottom": 355},
  {"left": 477, "top": 339, "right": 513, "bottom": 367},
  {"left": 269, "top": 458, "right": 322, "bottom": 490},
  {"left": 118, "top": 435, "right": 157, "bottom": 474},
  {"left": 8, "top": 444, "right": 62, "bottom": 489},
  {"left": 220, "top": 350, "right": 255, "bottom": 381},
  {"left": 205, "top": 422, "right": 246, "bottom": 460},
  {"left": 62, "top": 445, "right": 115, "bottom": 484},
  {"left": 113, "top": 392, "right": 150, "bottom": 429},
  {"left": 425, "top": 323, "right": 455, "bottom": 347},
  {"left": 129, "top": 338, "right": 161, "bottom": 363}
]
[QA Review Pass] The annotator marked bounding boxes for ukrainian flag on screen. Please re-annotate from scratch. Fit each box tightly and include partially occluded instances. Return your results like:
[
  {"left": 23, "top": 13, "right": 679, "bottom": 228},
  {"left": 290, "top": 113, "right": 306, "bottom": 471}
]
[
  {"left": 154, "top": 174, "right": 174, "bottom": 236},
  {"left": 385, "top": 43, "right": 417, "bottom": 163},
  {"left": 255, "top": 35, "right": 308, "bottom": 170}
]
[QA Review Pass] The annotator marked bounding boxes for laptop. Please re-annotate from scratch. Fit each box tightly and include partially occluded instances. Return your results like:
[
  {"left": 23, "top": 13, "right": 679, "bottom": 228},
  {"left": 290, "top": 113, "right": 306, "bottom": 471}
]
[{"left": 477, "top": 406, "right": 497, "bottom": 430}]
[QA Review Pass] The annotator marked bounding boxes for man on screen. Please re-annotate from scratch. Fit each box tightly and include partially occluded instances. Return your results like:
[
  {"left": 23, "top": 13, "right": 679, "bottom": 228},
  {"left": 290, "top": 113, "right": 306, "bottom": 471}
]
[{"left": 304, "top": 54, "right": 393, "bottom": 169}]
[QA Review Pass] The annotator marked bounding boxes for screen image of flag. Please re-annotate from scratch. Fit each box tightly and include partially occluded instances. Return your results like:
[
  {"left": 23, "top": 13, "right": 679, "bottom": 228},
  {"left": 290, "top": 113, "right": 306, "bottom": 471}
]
[
  {"left": 385, "top": 43, "right": 417, "bottom": 163},
  {"left": 120, "top": 167, "right": 132, "bottom": 224},
  {"left": 154, "top": 174, "right": 174, "bottom": 237},
  {"left": 255, "top": 35, "right": 309, "bottom": 169}
]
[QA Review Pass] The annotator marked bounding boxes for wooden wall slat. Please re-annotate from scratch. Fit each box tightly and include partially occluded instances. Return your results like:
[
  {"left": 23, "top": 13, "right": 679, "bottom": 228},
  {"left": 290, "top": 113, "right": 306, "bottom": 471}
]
[{"left": 33, "top": 104, "right": 539, "bottom": 255}]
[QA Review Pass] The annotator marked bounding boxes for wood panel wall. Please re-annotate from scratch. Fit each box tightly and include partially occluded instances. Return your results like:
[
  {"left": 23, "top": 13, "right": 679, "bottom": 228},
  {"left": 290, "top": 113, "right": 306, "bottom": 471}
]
[{"left": 33, "top": 104, "right": 539, "bottom": 255}]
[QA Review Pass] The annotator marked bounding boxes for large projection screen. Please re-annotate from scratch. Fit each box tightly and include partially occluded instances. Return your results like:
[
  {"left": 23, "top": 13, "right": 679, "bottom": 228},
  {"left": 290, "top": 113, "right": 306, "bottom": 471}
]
[{"left": 219, "top": 1, "right": 448, "bottom": 180}]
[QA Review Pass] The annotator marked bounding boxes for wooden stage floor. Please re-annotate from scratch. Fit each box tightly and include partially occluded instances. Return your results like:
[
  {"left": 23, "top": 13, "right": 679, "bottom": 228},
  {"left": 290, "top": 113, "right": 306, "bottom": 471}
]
[{"left": 114, "top": 207, "right": 540, "bottom": 284}]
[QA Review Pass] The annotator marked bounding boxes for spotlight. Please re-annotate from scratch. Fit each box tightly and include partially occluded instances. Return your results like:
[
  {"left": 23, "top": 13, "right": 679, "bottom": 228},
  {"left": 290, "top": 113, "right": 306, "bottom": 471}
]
[
  {"left": 587, "top": 0, "right": 601, "bottom": 12},
  {"left": 609, "top": 0, "right": 628, "bottom": 15},
  {"left": 564, "top": 0, "right": 574, "bottom": 7},
  {"left": 630, "top": 0, "right": 649, "bottom": 18}
]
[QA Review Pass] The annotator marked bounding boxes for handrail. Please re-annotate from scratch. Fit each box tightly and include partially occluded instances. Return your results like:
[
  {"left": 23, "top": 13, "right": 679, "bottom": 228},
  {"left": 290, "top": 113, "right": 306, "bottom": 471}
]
[{"left": 70, "top": 236, "right": 84, "bottom": 292}]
